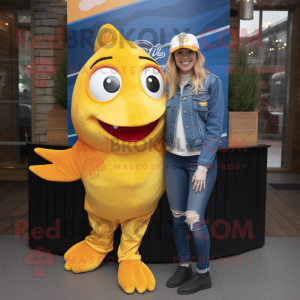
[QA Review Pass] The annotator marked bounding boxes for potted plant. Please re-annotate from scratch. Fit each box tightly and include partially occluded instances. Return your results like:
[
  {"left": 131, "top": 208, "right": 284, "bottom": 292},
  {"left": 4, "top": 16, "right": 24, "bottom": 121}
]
[
  {"left": 227, "top": 47, "right": 259, "bottom": 148},
  {"left": 48, "top": 49, "right": 68, "bottom": 145}
]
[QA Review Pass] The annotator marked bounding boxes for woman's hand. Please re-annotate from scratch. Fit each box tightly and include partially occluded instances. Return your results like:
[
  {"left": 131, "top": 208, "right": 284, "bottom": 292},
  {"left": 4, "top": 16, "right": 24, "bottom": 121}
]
[{"left": 191, "top": 168, "right": 207, "bottom": 193}]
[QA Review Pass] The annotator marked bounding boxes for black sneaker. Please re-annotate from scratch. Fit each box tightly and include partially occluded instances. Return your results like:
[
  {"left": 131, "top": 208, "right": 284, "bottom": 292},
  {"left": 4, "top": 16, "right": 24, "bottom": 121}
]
[
  {"left": 177, "top": 271, "right": 212, "bottom": 295},
  {"left": 166, "top": 265, "right": 193, "bottom": 288}
]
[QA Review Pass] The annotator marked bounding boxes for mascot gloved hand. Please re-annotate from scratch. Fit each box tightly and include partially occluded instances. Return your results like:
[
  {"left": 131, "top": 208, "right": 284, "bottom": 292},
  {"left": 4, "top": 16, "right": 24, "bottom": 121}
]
[{"left": 29, "top": 23, "right": 166, "bottom": 294}]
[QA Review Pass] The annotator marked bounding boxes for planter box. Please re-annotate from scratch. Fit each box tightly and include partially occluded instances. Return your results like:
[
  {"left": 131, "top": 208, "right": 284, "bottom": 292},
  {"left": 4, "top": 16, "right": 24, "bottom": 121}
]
[
  {"left": 228, "top": 111, "right": 258, "bottom": 148},
  {"left": 47, "top": 110, "right": 68, "bottom": 145}
]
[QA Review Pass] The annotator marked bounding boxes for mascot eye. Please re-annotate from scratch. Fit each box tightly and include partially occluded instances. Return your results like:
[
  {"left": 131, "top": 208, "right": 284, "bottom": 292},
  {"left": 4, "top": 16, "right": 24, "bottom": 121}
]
[
  {"left": 141, "top": 67, "right": 164, "bottom": 99},
  {"left": 89, "top": 67, "right": 122, "bottom": 101}
]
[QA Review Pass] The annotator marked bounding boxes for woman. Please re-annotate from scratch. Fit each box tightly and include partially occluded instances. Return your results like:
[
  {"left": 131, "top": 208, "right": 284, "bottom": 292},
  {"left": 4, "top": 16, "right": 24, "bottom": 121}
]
[{"left": 163, "top": 32, "right": 225, "bottom": 295}]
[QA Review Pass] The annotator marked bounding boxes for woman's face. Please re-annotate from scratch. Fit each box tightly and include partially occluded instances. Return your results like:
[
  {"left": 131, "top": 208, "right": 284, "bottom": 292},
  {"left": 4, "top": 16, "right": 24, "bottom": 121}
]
[{"left": 174, "top": 48, "right": 197, "bottom": 74}]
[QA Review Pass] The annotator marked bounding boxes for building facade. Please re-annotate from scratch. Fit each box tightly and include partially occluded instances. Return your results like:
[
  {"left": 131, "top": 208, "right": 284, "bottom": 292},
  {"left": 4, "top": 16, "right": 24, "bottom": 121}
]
[{"left": 0, "top": 0, "right": 299, "bottom": 180}]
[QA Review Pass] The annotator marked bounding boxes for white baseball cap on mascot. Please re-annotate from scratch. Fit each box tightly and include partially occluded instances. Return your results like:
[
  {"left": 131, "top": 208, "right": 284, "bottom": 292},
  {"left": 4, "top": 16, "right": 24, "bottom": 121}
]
[{"left": 170, "top": 32, "right": 200, "bottom": 53}]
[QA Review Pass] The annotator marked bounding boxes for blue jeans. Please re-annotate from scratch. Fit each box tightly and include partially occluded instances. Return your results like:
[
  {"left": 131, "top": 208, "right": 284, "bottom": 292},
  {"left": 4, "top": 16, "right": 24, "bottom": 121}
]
[{"left": 163, "top": 150, "right": 218, "bottom": 273}]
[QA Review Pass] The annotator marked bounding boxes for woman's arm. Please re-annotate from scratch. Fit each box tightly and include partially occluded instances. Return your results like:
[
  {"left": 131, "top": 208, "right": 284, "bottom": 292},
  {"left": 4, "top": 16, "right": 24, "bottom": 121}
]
[{"left": 197, "top": 76, "right": 225, "bottom": 169}]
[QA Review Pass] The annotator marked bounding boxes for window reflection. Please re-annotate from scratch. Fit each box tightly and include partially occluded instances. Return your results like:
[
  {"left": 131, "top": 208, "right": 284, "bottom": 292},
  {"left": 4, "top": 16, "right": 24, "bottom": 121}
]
[
  {"left": 240, "top": 10, "right": 293, "bottom": 168},
  {"left": 0, "top": 10, "right": 31, "bottom": 167}
]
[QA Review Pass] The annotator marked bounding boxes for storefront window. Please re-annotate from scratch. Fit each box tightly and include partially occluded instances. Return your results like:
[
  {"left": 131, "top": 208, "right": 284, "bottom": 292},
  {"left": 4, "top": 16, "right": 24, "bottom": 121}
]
[
  {"left": 0, "top": 9, "right": 31, "bottom": 167},
  {"left": 240, "top": 10, "right": 293, "bottom": 168}
]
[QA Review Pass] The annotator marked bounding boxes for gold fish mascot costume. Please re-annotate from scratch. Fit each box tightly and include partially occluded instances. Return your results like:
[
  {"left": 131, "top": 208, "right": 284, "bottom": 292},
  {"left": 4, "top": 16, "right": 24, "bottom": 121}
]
[{"left": 29, "top": 24, "right": 166, "bottom": 294}]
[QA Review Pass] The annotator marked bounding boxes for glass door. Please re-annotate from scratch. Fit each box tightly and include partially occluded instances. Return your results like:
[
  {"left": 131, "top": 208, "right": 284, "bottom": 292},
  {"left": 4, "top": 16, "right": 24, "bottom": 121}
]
[
  {"left": 0, "top": 9, "right": 31, "bottom": 167},
  {"left": 240, "top": 10, "right": 294, "bottom": 169}
]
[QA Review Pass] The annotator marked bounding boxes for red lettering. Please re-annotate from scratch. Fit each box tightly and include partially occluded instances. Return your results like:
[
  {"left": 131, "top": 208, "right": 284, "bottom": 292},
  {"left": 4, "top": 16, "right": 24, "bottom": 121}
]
[
  {"left": 15, "top": 28, "right": 30, "bottom": 49},
  {"left": 232, "top": 219, "right": 253, "bottom": 239},
  {"left": 47, "top": 27, "right": 62, "bottom": 49},
  {"left": 14, "top": 219, "right": 29, "bottom": 239},
  {"left": 33, "top": 35, "right": 46, "bottom": 49},
  {"left": 45, "top": 219, "right": 60, "bottom": 240},
  {"left": 31, "top": 227, "right": 44, "bottom": 240}
]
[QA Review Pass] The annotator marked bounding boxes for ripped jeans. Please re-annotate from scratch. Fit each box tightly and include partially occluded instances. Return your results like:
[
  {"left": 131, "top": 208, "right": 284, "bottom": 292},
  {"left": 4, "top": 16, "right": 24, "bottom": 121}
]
[{"left": 163, "top": 150, "right": 218, "bottom": 273}]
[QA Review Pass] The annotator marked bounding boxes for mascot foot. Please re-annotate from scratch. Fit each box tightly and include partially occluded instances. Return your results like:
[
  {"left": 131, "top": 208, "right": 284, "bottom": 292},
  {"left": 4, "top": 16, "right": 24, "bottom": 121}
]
[
  {"left": 64, "top": 240, "right": 106, "bottom": 273},
  {"left": 118, "top": 260, "right": 155, "bottom": 294}
]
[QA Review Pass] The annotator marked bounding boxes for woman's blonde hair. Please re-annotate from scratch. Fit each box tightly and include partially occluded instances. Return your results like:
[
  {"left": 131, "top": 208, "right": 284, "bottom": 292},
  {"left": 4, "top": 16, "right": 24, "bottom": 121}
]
[{"left": 164, "top": 48, "right": 207, "bottom": 100}]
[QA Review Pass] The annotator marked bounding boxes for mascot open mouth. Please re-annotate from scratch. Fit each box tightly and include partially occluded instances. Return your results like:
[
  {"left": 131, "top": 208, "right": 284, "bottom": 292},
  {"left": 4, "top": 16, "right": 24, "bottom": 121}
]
[{"left": 98, "top": 119, "right": 159, "bottom": 142}]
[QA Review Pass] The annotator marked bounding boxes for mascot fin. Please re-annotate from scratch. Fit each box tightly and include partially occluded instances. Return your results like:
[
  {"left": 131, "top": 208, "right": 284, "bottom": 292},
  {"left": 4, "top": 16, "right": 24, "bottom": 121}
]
[{"left": 29, "top": 142, "right": 81, "bottom": 182}]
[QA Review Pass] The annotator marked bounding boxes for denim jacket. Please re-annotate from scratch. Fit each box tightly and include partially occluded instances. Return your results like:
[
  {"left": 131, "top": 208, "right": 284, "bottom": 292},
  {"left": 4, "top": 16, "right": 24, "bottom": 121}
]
[{"left": 164, "top": 72, "right": 225, "bottom": 169}]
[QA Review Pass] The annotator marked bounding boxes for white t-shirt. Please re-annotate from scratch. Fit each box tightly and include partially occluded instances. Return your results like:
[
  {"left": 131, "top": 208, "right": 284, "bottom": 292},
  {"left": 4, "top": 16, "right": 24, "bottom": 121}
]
[{"left": 166, "top": 73, "right": 202, "bottom": 157}]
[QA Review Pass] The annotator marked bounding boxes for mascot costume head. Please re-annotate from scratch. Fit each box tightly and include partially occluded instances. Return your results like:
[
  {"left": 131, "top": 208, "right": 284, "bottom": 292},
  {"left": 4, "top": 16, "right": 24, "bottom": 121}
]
[{"left": 29, "top": 23, "right": 166, "bottom": 294}]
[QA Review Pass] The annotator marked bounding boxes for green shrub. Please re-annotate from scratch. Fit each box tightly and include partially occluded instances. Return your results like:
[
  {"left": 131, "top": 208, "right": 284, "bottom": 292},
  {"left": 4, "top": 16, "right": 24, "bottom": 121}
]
[
  {"left": 52, "top": 49, "right": 67, "bottom": 109},
  {"left": 228, "top": 47, "right": 259, "bottom": 111}
]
